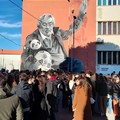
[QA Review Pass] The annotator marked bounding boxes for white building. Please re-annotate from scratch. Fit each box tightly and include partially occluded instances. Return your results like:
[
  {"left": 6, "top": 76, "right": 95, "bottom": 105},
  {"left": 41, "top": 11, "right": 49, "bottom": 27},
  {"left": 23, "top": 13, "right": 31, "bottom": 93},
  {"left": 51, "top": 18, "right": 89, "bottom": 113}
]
[
  {"left": 0, "top": 53, "right": 21, "bottom": 72},
  {"left": 96, "top": 0, "right": 120, "bottom": 75}
]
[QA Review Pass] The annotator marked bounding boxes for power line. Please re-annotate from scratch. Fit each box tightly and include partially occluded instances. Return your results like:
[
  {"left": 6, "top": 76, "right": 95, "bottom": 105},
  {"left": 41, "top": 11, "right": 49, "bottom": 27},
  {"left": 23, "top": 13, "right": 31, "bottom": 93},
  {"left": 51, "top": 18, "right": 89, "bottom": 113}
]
[
  {"left": 8, "top": 0, "right": 39, "bottom": 21},
  {"left": 3, "top": 0, "right": 39, "bottom": 48},
  {"left": 0, "top": 33, "right": 22, "bottom": 47}
]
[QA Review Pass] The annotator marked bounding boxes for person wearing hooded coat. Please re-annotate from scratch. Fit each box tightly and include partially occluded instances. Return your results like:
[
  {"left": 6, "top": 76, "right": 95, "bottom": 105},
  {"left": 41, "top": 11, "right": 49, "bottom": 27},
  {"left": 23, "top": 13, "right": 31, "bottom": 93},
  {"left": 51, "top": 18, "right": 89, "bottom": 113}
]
[{"left": 0, "top": 72, "right": 23, "bottom": 120}]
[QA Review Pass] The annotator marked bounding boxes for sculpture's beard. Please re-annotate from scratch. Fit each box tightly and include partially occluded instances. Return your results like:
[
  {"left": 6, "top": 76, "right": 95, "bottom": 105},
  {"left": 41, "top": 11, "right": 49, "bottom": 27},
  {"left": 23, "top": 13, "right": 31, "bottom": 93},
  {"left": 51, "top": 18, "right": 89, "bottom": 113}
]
[{"left": 39, "top": 27, "right": 53, "bottom": 37}]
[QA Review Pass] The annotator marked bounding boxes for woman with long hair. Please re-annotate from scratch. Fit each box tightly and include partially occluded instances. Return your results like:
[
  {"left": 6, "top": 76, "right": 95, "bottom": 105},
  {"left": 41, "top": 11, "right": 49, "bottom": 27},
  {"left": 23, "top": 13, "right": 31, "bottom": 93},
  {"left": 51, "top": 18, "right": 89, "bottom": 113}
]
[
  {"left": 72, "top": 76, "right": 92, "bottom": 120},
  {"left": 112, "top": 75, "right": 120, "bottom": 119}
]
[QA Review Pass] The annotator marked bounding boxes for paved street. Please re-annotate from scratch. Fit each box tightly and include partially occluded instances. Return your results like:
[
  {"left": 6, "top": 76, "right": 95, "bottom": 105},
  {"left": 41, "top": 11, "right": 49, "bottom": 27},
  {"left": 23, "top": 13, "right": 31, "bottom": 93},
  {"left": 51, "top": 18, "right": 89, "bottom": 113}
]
[{"left": 55, "top": 108, "right": 117, "bottom": 120}]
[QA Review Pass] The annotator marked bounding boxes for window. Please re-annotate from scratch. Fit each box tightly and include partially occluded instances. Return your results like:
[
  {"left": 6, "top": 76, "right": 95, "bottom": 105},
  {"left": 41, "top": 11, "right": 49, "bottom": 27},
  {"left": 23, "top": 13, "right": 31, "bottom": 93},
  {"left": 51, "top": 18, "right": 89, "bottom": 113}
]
[
  {"left": 97, "top": 21, "right": 120, "bottom": 35},
  {"left": 103, "top": 0, "right": 106, "bottom": 5},
  {"left": 98, "top": 22, "right": 102, "bottom": 35},
  {"left": 98, "top": 0, "right": 119, "bottom": 6},
  {"left": 97, "top": 51, "right": 120, "bottom": 65},
  {"left": 118, "top": 51, "right": 120, "bottom": 64},
  {"left": 103, "top": 22, "right": 106, "bottom": 34},
  {"left": 108, "top": 0, "right": 112, "bottom": 5},
  {"left": 98, "top": 0, "right": 101, "bottom": 6},
  {"left": 108, "top": 51, "right": 112, "bottom": 64},
  {"left": 113, "top": 22, "right": 117, "bottom": 34},
  {"left": 113, "top": 51, "right": 117, "bottom": 64},
  {"left": 118, "top": 22, "right": 120, "bottom": 34},
  {"left": 103, "top": 51, "right": 106, "bottom": 64},
  {"left": 108, "top": 22, "right": 112, "bottom": 34},
  {"left": 113, "top": 0, "right": 116, "bottom": 5},
  {"left": 98, "top": 51, "right": 101, "bottom": 64},
  {"left": 118, "top": 0, "right": 120, "bottom": 5}
]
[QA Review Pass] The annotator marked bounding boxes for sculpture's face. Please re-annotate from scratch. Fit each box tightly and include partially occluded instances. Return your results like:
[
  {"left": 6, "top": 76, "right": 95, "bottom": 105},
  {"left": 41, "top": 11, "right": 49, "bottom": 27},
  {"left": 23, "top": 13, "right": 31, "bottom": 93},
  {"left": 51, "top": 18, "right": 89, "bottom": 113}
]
[{"left": 39, "top": 17, "right": 54, "bottom": 37}]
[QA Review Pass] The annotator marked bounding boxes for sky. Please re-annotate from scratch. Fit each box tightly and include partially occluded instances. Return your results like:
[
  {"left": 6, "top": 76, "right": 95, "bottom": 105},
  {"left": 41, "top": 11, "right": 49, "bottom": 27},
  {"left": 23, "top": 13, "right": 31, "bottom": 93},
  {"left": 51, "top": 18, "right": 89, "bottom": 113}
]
[{"left": 0, "top": 0, "right": 22, "bottom": 50}]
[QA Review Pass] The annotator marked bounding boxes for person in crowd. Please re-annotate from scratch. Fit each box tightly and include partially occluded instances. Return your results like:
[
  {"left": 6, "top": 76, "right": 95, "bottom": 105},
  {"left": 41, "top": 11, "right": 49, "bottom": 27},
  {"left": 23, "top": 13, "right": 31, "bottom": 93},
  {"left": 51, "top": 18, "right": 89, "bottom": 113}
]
[
  {"left": 54, "top": 70, "right": 64, "bottom": 112},
  {"left": 105, "top": 75, "right": 113, "bottom": 114},
  {"left": 40, "top": 71, "right": 48, "bottom": 87},
  {"left": 6, "top": 73, "right": 17, "bottom": 92},
  {"left": 10, "top": 69, "right": 20, "bottom": 85},
  {"left": 45, "top": 70, "right": 58, "bottom": 120},
  {"left": 0, "top": 72, "right": 23, "bottom": 120},
  {"left": 30, "top": 74, "right": 47, "bottom": 120},
  {"left": 96, "top": 74, "right": 108, "bottom": 116},
  {"left": 68, "top": 73, "right": 76, "bottom": 102},
  {"left": 62, "top": 73, "right": 71, "bottom": 109},
  {"left": 112, "top": 74, "right": 120, "bottom": 119},
  {"left": 21, "top": 0, "right": 87, "bottom": 71},
  {"left": 11, "top": 72, "right": 33, "bottom": 120},
  {"left": 72, "top": 76, "right": 92, "bottom": 120},
  {"left": 85, "top": 70, "right": 96, "bottom": 115},
  {"left": 68, "top": 73, "right": 79, "bottom": 111}
]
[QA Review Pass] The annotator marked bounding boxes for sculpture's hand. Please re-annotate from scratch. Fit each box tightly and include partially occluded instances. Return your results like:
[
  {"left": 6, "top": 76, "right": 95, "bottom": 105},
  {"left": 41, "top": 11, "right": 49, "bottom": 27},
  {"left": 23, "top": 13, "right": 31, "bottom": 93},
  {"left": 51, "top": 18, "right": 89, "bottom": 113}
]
[
  {"left": 80, "top": 0, "right": 87, "bottom": 13},
  {"left": 68, "top": 0, "right": 88, "bottom": 35}
]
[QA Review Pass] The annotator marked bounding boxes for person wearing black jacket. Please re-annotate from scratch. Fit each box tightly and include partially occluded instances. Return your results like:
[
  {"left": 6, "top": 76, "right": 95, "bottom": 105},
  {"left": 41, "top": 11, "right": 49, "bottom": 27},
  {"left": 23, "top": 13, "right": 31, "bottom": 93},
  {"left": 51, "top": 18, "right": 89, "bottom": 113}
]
[
  {"left": 11, "top": 72, "right": 33, "bottom": 120},
  {"left": 30, "top": 75, "right": 47, "bottom": 120},
  {"left": 45, "top": 70, "right": 58, "bottom": 120},
  {"left": 96, "top": 74, "right": 108, "bottom": 116}
]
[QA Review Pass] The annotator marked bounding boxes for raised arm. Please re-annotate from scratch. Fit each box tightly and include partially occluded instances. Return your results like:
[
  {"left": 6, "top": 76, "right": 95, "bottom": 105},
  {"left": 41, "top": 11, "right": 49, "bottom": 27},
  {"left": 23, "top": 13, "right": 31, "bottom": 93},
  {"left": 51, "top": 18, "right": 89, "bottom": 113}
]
[
  {"left": 69, "top": 0, "right": 87, "bottom": 34},
  {"left": 60, "top": 0, "right": 88, "bottom": 40}
]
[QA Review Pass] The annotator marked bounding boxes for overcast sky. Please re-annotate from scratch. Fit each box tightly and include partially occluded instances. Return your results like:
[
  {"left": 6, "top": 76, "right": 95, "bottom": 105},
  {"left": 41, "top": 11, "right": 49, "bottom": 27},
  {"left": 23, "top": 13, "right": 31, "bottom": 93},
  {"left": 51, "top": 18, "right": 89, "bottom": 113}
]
[{"left": 0, "top": 0, "right": 22, "bottom": 50}]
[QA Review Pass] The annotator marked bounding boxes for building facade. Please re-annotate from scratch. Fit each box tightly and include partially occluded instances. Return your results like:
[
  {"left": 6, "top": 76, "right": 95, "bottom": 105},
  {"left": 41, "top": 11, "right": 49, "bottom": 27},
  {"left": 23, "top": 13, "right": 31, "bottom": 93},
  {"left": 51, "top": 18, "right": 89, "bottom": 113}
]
[
  {"left": 96, "top": 0, "right": 120, "bottom": 75},
  {"left": 0, "top": 50, "right": 21, "bottom": 72},
  {"left": 0, "top": 0, "right": 120, "bottom": 75}
]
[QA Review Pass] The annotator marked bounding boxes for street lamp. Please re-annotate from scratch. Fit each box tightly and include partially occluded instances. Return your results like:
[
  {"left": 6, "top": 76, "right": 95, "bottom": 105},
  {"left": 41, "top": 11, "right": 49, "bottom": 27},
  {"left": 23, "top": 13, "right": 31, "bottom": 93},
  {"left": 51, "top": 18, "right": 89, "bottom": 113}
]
[{"left": 70, "top": 9, "right": 76, "bottom": 72}]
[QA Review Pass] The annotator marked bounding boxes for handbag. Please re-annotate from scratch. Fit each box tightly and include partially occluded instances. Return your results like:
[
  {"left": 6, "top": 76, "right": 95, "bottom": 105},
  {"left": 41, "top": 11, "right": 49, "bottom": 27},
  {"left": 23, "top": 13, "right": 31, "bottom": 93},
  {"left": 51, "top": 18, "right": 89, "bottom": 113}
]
[{"left": 90, "top": 97, "right": 95, "bottom": 104}]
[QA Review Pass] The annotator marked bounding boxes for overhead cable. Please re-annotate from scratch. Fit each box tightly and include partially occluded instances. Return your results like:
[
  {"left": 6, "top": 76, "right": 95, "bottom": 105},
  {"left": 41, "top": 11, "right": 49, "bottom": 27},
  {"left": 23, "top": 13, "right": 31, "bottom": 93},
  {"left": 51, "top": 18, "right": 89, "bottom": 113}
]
[{"left": 0, "top": 33, "right": 22, "bottom": 47}]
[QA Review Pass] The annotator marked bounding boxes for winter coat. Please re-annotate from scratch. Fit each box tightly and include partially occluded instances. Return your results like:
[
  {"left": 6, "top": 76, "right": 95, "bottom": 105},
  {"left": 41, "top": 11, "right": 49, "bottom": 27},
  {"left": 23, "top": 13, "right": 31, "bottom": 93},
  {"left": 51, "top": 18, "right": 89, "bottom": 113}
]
[
  {"left": 106, "top": 80, "right": 113, "bottom": 95},
  {"left": 0, "top": 87, "right": 23, "bottom": 120},
  {"left": 96, "top": 79, "right": 108, "bottom": 96},
  {"left": 112, "top": 83, "right": 120, "bottom": 100},
  {"left": 72, "top": 86, "right": 92, "bottom": 120},
  {"left": 31, "top": 80, "right": 47, "bottom": 120},
  {"left": 11, "top": 80, "right": 33, "bottom": 111},
  {"left": 45, "top": 77, "right": 58, "bottom": 116}
]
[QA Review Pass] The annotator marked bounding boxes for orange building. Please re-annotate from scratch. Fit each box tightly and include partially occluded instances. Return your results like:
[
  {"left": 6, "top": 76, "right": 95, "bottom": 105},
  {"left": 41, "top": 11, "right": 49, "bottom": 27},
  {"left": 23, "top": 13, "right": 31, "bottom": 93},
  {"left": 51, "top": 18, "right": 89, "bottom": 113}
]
[
  {"left": 0, "top": 0, "right": 96, "bottom": 72},
  {"left": 22, "top": 0, "right": 96, "bottom": 72}
]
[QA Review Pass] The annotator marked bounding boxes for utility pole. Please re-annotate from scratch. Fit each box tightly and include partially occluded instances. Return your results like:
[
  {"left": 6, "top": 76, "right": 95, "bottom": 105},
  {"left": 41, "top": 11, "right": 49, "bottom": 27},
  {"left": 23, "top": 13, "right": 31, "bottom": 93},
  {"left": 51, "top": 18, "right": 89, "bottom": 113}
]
[
  {"left": 1, "top": 49, "right": 4, "bottom": 68},
  {"left": 70, "top": 8, "right": 76, "bottom": 72}
]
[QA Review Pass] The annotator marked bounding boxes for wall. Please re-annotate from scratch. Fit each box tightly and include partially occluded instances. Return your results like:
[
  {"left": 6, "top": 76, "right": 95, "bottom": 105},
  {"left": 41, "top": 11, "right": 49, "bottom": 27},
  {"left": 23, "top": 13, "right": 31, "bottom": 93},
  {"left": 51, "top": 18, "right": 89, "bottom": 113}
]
[{"left": 0, "top": 54, "right": 21, "bottom": 71}]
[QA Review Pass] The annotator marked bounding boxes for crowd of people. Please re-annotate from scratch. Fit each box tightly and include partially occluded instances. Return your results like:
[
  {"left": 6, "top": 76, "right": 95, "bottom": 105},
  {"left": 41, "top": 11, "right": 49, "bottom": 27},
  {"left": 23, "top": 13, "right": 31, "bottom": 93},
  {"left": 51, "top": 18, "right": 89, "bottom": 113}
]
[{"left": 0, "top": 68, "right": 120, "bottom": 120}]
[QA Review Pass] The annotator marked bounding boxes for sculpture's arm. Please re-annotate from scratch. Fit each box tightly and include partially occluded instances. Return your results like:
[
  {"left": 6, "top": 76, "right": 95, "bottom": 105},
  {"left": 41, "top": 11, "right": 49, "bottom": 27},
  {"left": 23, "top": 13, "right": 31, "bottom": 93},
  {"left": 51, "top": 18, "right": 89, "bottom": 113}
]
[
  {"left": 68, "top": 0, "right": 88, "bottom": 34},
  {"left": 59, "top": 0, "right": 88, "bottom": 40}
]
